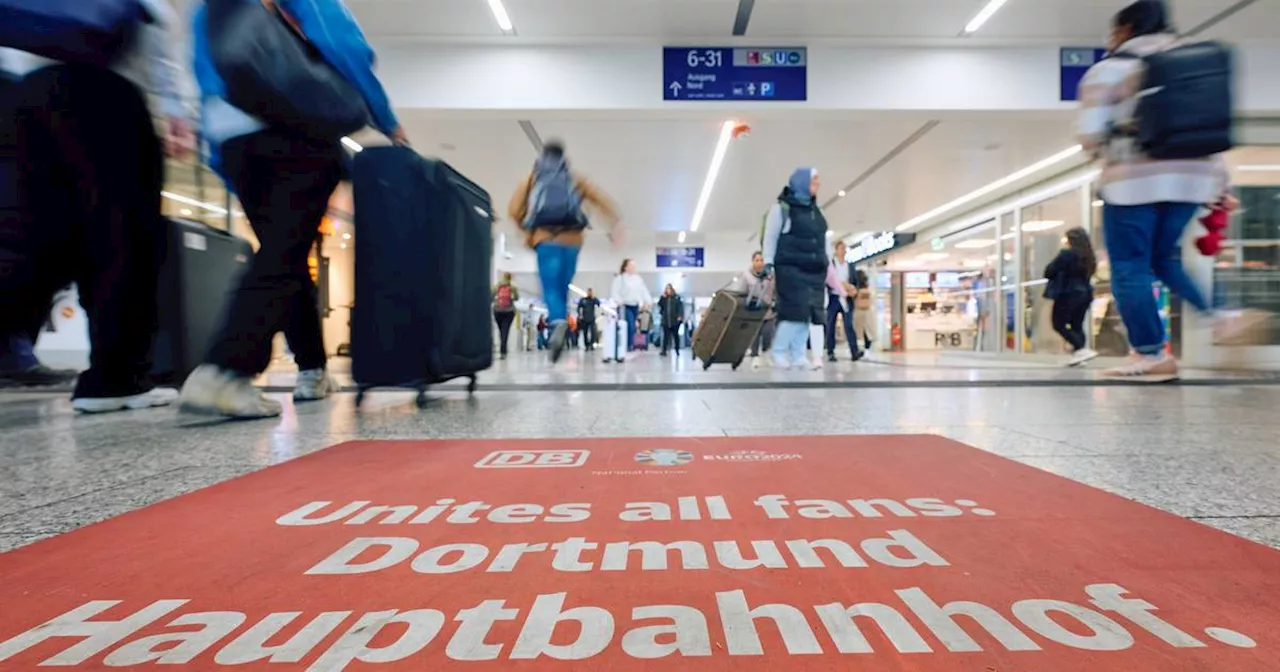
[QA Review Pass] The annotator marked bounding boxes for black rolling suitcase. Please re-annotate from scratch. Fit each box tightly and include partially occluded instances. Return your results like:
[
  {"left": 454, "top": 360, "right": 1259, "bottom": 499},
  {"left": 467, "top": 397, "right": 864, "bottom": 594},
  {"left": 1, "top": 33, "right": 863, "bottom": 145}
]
[
  {"left": 351, "top": 145, "right": 494, "bottom": 407},
  {"left": 150, "top": 218, "right": 252, "bottom": 385}
]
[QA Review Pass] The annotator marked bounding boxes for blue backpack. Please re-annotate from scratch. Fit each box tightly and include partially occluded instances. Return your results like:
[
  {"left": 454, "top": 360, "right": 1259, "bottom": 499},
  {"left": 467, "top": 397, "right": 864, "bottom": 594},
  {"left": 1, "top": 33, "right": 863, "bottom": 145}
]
[
  {"left": 0, "top": 0, "right": 147, "bottom": 68},
  {"left": 1114, "top": 41, "right": 1234, "bottom": 160},
  {"left": 525, "top": 156, "right": 586, "bottom": 230}
]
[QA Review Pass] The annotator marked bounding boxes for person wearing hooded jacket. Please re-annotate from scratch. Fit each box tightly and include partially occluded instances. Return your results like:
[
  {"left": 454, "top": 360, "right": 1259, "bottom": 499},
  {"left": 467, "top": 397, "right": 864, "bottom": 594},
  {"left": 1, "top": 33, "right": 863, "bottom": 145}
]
[{"left": 761, "top": 168, "right": 829, "bottom": 370}]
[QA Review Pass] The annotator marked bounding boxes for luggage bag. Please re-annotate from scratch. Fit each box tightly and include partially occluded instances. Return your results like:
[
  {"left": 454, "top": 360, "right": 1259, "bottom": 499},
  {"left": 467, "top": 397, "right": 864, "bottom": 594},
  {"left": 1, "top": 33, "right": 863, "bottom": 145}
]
[
  {"left": 351, "top": 145, "right": 494, "bottom": 407},
  {"left": 151, "top": 218, "right": 252, "bottom": 385},
  {"left": 693, "top": 290, "right": 767, "bottom": 370}
]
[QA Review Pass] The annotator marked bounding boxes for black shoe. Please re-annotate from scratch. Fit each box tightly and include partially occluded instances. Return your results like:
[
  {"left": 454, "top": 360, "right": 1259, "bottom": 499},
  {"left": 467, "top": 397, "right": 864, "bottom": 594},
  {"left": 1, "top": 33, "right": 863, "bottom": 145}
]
[
  {"left": 1, "top": 365, "right": 79, "bottom": 387},
  {"left": 852, "top": 351, "right": 865, "bottom": 362},
  {"left": 499, "top": 353, "right": 507, "bottom": 360},
  {"left": 827, "top": 353, "right": 838, "bottom": 363}
]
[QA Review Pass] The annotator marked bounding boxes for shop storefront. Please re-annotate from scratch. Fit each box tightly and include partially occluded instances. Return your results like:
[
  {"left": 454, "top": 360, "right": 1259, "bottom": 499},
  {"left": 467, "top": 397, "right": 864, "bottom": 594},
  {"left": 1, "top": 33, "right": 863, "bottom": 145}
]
[{"left": 866, "top": 124, "right": 1280, "bottom": 366}]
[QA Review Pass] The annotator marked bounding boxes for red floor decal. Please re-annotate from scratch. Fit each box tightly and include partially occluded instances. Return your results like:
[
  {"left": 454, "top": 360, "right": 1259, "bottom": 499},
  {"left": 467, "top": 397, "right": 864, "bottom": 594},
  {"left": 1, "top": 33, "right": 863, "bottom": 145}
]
[{"left": 1, "top": 436, "right": 1278, "bottom": 670}]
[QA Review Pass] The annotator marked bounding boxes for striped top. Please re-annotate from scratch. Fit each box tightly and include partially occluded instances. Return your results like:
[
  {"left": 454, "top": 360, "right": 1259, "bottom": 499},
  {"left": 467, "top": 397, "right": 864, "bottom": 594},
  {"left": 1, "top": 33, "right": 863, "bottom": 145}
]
[{"left": 1076, "top": 34, "right": 1229, "bottom": 206}]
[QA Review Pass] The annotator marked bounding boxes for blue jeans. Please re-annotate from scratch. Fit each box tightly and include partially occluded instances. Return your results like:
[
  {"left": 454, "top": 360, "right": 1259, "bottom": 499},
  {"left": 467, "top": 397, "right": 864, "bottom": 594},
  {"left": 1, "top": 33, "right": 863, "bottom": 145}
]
[
  {"left": 535, "top": 243, "right": 580, "bottom": 324},
  {"left": 773, "top": 320, "right": 811, "bottom": 367},
  {"left": 624, "top": 304, "right": 639, "bottom": 351},
  {"left": 1103, "top": 202, "right": 1210, "bottom": 355}
]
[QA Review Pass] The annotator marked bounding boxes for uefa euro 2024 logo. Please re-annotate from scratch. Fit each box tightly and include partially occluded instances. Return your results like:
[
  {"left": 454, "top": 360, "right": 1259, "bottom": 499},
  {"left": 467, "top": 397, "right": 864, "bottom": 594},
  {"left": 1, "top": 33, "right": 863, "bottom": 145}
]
[{"left": 634, "top": 449, "right": 694, "bottom": 467}]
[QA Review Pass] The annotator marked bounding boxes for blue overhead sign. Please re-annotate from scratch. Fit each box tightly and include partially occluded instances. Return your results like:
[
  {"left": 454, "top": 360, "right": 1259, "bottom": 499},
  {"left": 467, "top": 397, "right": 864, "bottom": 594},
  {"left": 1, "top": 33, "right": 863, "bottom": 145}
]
[
  {"left": 656, "top": 247, "right": 705, "bottom": 268},
  {"left": 663, "top": 47, "right": 807, "bottom": 102},
  {"left": 1060, "top": 47, "right": 1107, "bottom": 101}
]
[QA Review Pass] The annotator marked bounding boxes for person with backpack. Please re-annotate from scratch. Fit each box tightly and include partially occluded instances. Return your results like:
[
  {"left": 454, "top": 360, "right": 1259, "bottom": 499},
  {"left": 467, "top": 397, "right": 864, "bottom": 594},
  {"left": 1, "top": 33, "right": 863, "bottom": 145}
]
[
  {"left": 1043, "top": 228, "right": 1100, "bottom": 367},
  {"left": 1078, "top": 0, "right": 1250, "bottom": 378},
  {"left": 508, "top": 141, "right": 621, "bottom": 364},
  {"left": 492, "top": 272, "right": 519, "bottom": 360},
  {"left": 658, "top": 284, "right": 684, "bottom": 358},
  {"left": 761, "top": 168, "right": 829, "bottom": 371},
  {"left": 180, "top": 0, "right": 407, "bottom": 417},
  {"left": 0, "top": 0, "right": 196, "bottom": 409}
]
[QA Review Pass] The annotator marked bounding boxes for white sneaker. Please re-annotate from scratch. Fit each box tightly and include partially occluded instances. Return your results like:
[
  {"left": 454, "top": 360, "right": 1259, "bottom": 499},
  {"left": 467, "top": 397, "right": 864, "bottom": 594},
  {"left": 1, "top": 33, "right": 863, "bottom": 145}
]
[
  {"left": 180, "top": 364, "right": 282, "bottom": 419},
  {"left": 810, "top": 357, "right": 825, "bottom": 371},
  {"left": 294, "top": 368, "right": 333, "bottom": 401},
  {"left": 1102, "top": 353, "right": 1178, "bottom": 379},
  {"left": 751, "top": 356, "right": 761, "bottom": 370},
  {"left": 1067, "top": 348, "right": 1099, "bottom": 367},
  {"left": 72, "top": 387, "right": 179, "bottom": 414}
]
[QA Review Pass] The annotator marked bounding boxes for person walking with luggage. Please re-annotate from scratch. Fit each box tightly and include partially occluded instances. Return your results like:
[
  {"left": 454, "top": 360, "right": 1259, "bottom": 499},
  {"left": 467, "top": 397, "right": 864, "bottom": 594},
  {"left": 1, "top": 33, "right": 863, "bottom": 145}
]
[
  {"left": 611, "top": 258, "right": 653, "bottom": 355},
  {"left": 658, "top": 284, "right": 684, "bottom": 357},
  {"left": 181, "top": 0, "right": 407, "bottom": 417},
  {"left": 577, "top": 288, "right": 601, "bottom": 351},
  {"left": 762, "top": 168, "right": 829, "bottom": 371},
  {"left": 1078, "top": 0, "right": 1250, "bottom": 378},
  {"left": 509, "top": 141, "right": 621, "bottom": 364},
  {"left": 1044, "top": 228, "right": 1100, "bottom": 367},
  {"left": 824, "top": 240, "right": 863, "bottom": 363},
  {"left": 492, "top": 272, "right": 519, "bottom": 360},
  {"left": 0, "top": 1, "right": 195, "bottom": 410},
  {"left": 728, "top": 252, "right": 777, "bottom": 369}
]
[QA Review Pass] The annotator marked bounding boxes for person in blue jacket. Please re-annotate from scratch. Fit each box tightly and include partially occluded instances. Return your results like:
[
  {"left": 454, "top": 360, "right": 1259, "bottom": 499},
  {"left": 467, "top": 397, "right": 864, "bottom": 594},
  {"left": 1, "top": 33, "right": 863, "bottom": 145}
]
[{"left": 181, "top": 0, "right": 406, "bottom": 418}]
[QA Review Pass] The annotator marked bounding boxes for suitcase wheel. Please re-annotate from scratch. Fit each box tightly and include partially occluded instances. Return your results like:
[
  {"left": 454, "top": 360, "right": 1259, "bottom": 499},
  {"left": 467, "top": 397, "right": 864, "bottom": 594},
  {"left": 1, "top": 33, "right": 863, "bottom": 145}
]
[
  {"left": 467, "top": 377, "right": 478, "bottom": 394},
  {"left": 732, "top": 359, "right": 743, "bottom": 371},
  {"left": 355, "top": 389, "right": 367, "bottom": 407},
  {"left": 415, "top": 389, "right": 429, "bottom": 409},
  {"left": 702, "top": 360, "right": 712, "bottom": 371}
]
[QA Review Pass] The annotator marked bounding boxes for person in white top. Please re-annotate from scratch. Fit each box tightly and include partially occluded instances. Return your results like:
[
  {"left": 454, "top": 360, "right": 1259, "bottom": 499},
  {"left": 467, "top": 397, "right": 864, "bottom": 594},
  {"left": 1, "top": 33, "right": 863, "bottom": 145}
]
[{"left": 610, "top": 258, "right": 653, "bottom": 353}]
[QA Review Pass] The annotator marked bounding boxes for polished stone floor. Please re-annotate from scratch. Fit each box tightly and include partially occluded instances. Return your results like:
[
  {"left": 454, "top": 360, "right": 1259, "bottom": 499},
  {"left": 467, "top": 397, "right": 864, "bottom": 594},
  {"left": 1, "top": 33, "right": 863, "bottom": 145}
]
[{"left": 2, "top": 351, "right": 1278, "bottom": 553}]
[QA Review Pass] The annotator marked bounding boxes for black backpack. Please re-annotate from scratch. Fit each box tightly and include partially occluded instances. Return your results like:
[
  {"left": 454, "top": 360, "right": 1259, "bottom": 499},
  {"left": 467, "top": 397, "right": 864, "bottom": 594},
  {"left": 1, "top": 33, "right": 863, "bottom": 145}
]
[{"left": 1114, "top": 41, "right": 1234, "bottom": 160}]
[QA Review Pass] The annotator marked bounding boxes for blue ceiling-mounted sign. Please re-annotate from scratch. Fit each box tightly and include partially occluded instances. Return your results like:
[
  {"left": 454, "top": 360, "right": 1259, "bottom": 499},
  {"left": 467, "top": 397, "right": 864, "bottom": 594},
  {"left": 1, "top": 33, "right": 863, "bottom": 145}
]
[
  {"left": 663, "top": 47, "right": 807, "bottom": 101},
  {"left": 656, "top": 247, "right": 705, "bottom": 268},
  {"left": 1060, "top": 47, "right": 1108, "bottom": 102}
]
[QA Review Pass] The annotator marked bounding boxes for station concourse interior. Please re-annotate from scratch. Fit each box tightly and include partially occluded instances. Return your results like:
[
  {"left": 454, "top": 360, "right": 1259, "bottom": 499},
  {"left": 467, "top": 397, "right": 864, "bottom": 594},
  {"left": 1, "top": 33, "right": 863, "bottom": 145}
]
[{"left": 2, "top": 0, "right": 1280, "bottom": 668}]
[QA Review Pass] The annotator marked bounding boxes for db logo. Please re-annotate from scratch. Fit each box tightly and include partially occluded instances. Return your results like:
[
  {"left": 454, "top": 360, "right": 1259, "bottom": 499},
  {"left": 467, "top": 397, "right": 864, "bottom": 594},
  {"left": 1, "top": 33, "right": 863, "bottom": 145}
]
[{"left": 474, "top": 450, "right": 590, "bottom": 469}]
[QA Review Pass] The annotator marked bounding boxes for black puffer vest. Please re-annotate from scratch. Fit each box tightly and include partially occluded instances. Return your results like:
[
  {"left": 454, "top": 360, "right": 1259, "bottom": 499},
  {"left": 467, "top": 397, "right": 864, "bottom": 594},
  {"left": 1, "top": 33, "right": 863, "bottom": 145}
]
[{"left": 772, "top": 188, "right": 829, "bottom": 324}]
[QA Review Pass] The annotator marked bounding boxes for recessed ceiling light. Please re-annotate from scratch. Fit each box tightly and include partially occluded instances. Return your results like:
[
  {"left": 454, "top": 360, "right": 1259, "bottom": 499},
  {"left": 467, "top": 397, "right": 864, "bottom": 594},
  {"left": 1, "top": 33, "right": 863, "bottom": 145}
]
[
  {"left": 838, "top": 190, "right": 847, "bottom": 197},
  {"left": 895, "top": 145, "right": 1083, "bottom": 233},
  {"left": 689, "top": 121, "right": 737, "bottom": 232},
  {"left": 340, "top": 243, "right": 347, "bottom": 250},
  {"left": 180, "top": 208, "right": 193, "bottom": 216},
  {"left": 678, "top": 231, "right": 687, "bottom": 243},
  {"left": 1020, "top": 220, "right": 1065, "bottom": 232},
  {"left": 954, "top": 239, "right": 996, "bottom": 249},
  {"left": 1092, "top": 199, "right": 1104, "bottom": 207},
  {"left": 964, "top": 0, "right": 1012, "bottom": 34},
  {"left": 486, "top": 0, "right": 514, "bottom": 32},
  {"left": 340, "top": 137, "right": 363, "bottom": 153},
  {"left": 342, "top": 232, "right": 352, "bottom": 240}
]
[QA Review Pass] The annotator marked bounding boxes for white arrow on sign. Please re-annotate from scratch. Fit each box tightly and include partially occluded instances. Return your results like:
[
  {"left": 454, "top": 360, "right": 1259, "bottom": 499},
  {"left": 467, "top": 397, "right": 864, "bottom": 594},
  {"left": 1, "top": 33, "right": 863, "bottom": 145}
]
[{"left": 669, "top": 81, "right": 682, "bottom": 97}]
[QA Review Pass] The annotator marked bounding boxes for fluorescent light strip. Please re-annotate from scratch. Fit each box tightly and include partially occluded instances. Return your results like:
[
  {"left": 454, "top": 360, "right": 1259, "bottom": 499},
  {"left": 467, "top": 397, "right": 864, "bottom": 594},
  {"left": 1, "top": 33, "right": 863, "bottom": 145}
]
[
  {"left": 964, "top": 0, "right": 1012, "bottom": 33},
  {"left": 569, "top": 284, "right": 587, "bottom": 297},
  {"left": 341, "top": 137, "right": 363, "bottom": 153},
  {"left": 689, "top": 120, "right": 736, "bottom": 233},
  {"left": 1237, "top": 165, "right": 1280, "bottom": 172},
  {"left": 895, "top": 144, "right": 1084, "bottom": 233},
  {"left": 486, "top": 0, "right": 514, "bottom": 32},
  {"left": 162, "top": 191, "right": 227, "bottom": 215}
]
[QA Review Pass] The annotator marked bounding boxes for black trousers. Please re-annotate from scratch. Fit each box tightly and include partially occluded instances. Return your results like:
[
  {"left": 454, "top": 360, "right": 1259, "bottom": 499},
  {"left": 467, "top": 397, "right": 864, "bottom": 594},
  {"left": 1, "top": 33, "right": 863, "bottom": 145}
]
[
  {"left": 750, "top": 318, "right": 776, "bottom": 356},
  {"left": 494, "top": 311, "right": 515, "bottom": 355},
  {"left": 581, "top": 320, "right": 597, "bottom": 350},
  {"left": 0, "top": 66, "right": 163, "bottom": 398},
  {"left": 825, "top": 296, "right": 860, "bottom": 358},
  {"left": 1052, "top": 292, "right": 1092, "bottom": 352},
  {"left": 662, "top": 325, "right": 681, "bottom": 354},
  {"left": 205, "top": 131, "right": 342, "bottom": 377}
]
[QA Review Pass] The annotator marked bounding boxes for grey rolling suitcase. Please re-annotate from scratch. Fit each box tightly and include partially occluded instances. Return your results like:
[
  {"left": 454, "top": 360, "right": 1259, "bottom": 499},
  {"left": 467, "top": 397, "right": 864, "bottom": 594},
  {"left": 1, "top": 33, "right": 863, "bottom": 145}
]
[{"left": 693, "top": 290, "right": 766, "bottom": 370}]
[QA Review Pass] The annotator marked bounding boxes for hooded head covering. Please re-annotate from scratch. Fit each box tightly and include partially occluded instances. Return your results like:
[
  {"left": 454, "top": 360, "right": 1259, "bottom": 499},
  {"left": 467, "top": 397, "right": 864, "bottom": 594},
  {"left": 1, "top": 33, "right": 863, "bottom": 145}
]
[
  {"left": 787, "top": 167, "right": 817, "bottom": 205},
  {"left": 1115, "top": 0, "right": 1172, "bottom": 38}
]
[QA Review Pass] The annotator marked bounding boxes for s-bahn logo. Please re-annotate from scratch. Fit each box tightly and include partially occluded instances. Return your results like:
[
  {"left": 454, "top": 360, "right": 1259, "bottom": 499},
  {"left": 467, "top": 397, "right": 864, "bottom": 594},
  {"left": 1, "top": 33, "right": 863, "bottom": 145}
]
[{"left": 634, "top": 449, "right": 694, "bottom": 467}]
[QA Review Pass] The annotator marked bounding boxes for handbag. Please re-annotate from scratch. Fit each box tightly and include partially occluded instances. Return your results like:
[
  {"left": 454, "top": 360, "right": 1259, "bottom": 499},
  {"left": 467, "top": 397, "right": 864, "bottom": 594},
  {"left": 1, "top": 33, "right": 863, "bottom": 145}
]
[{"left": 205, "top": 0, "right": 369, "bottom": 141}]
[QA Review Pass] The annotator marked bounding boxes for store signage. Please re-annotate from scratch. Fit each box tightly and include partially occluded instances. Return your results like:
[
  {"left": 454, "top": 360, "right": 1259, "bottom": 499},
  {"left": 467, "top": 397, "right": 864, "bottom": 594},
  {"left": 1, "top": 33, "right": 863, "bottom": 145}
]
[
  {"left": 1060, "top": 47, "right": 1108, "bottom": 101},
  {"left": 656, "top": 246, "right": 705, "bottom": 268},
  {"left": 663, "top": 47, "right": 807, "bottom": 101},
  {"left": 848, "top": 232, "right": 916, "bottom": 264}
]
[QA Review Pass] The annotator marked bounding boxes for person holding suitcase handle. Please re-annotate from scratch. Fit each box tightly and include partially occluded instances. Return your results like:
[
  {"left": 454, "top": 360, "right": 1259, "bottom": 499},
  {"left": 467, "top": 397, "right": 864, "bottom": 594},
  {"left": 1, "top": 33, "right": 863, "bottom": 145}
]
[
  {"left": 509, "top": 141, "right": 622, "bottom": 365},
  {"left": 181, "top": 0, "right": 407, "bottom": 418},
  {"left": 0, "top": 0, "right": 197, "bottom": 410}
]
